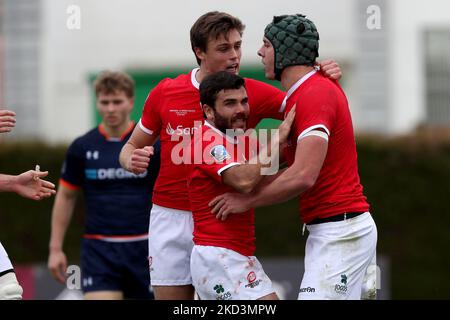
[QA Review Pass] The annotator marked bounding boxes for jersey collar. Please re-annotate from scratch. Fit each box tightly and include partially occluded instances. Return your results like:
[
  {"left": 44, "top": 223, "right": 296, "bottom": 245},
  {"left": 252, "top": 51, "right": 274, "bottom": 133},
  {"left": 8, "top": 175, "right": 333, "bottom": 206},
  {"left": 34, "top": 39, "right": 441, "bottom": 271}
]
[
  {"left": 204, "top": 121, "right": 239, "bottom": 145},
  {"left": 191, "top": 68, "right": 200, "bottom": 89},
  {"left": 99, "top": 121, "right": 135, "bottom": 142},
  {"left": 280, "top": 69, "right": 317, "bottom": 109}
]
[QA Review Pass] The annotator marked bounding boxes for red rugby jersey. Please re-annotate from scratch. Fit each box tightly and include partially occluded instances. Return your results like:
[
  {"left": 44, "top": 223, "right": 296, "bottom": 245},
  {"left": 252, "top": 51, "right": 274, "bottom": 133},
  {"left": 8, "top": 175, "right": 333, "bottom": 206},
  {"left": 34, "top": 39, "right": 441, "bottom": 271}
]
[
  {"left": 140, "top": 68, "right": 285, "bottom": 210},
  {"left": 284, "top": 71, "right": 370, "bottom": 223},
  {"left": 186, "top": 123, "right": 256, "bottom": 256}
]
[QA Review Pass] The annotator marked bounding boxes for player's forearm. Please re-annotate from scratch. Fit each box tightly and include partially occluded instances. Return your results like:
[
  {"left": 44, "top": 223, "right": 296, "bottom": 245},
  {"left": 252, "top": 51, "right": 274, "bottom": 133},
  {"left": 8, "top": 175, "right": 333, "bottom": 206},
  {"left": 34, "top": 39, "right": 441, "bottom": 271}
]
[
  {"left": 257, "top": 134, "right": 286, "bottom": 176},
  {"left": 0, "top": 174, "right": 15, "bottom": 193},
  {"left": 249, "top": 166, "right": 313, "bottom": 208},
  {"left": 224, "top": 164, "right": 264, "bottom": 194},
  {"left": 0, "top": 174, "right": 27, "bottom": 195},
  {"left": 49, "top": 192, "right": 77, "bottom": 251},
  {"left": 228, "top": 135, "right": 284, "bottom": 193},
  {"left": 119, "top": 142, "right": 136, "bottom": 171},
  {"left": 256, "top": 168, "right": 286, "bottom": 188}
]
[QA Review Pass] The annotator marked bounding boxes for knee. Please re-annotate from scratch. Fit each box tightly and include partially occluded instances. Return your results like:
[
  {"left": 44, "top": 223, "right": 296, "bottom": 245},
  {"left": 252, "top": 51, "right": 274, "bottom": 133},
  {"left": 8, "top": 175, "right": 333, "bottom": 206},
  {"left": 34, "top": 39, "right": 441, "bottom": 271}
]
[
  {"left": 0, "top": 272, "right": 23, "bottom": 300},
  {"left": 361, "top": 265, "right": 378, "bottom": 300}
]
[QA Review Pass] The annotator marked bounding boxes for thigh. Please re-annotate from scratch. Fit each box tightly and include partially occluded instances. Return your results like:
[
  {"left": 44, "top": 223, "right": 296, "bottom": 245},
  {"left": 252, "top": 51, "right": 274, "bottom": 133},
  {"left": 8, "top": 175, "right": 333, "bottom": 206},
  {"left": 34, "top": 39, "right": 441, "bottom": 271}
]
[
  {"left": 121, "top": 240, "right": 154, "bottom": 300},
  {"left": 148, "top": 204, "right": 194, "bottom": 286},
  {"left": 299, "top": 213, "right": 377, "bottom": 300},
  {"left": 81, "top": 240, "right": 122, "bottom": 294},
  {"left": 361, "top": 245, "right": 378, "bottom": 299},
  {"left": 191, "top": 245, "right": 275, "bottom": 300},
  {"left": 152, "top": 285, "right": 195, "bottom": 300},
  {"left": 84, "top": 290, "right": 123, "bottom": 300}
]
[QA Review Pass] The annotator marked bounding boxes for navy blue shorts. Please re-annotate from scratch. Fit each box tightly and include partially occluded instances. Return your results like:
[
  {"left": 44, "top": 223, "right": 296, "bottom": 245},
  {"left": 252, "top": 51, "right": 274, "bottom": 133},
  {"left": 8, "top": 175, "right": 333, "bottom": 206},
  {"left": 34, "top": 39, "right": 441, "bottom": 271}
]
[{"left": 81, "top": 239, "right": 153, "bottom": 299}]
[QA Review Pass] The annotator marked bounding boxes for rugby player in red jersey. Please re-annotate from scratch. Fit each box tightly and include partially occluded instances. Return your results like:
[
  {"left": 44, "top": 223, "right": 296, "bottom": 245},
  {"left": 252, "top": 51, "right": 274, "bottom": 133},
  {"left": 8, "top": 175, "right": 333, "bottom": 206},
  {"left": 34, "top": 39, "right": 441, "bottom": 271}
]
[
  {"left": 211, "top": 14, "right": 378, "bottom": 300},
  {"left": 120, "top": 11, "right": 341, "bottom": 300},
  {"left": 186, "top": 71, "right": 294, "bottom": 300}
]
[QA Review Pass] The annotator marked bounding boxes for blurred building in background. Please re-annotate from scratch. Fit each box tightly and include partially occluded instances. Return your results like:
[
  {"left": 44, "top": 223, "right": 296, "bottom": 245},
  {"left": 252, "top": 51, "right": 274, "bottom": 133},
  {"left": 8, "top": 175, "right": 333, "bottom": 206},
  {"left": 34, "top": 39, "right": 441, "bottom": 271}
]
[{"left": 1, "top": 0, "right": 450, "bottom": 143}]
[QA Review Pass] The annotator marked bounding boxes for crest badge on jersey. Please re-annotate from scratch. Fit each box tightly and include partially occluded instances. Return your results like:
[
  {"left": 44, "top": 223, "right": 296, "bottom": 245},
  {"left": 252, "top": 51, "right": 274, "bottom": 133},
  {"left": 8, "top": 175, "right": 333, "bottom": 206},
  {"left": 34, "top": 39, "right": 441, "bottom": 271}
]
[{"left": 210, "top": 145, "right": 230, "bottom": 162}]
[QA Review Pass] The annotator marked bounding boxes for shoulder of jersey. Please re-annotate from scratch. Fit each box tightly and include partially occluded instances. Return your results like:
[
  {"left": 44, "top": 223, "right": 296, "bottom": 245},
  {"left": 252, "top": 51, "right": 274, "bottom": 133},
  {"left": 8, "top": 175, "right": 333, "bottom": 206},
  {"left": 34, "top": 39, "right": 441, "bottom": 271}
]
[
  {"left": 72, "top": 126, "right": 102, "bottom": 145},
  {"left": 157, "top": 73, "right": 191, "bottom": 90},
  {"left": 304, "top": 73, "right": 337, "bottom": 93},
  {"left": 311, "top": 72, "right": 332, "bottom": 85},
  {"left": 243, "top": 77, "right": 266, "bottom": 86}
]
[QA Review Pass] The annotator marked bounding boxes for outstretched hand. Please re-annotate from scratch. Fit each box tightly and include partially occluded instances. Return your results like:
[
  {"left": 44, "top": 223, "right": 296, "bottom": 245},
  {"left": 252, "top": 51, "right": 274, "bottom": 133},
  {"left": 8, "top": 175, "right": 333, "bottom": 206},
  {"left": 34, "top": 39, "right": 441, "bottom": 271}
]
[{"left": 13, "top": 170, "right": 56, "bottom": 200}]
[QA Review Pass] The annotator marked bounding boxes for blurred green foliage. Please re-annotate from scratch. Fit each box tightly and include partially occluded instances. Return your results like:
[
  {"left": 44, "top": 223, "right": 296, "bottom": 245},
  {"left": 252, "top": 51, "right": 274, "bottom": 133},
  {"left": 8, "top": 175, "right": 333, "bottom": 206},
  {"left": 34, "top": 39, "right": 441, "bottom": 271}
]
[{"left": 1, "top": 134, "right": 450, "bottom": 299}]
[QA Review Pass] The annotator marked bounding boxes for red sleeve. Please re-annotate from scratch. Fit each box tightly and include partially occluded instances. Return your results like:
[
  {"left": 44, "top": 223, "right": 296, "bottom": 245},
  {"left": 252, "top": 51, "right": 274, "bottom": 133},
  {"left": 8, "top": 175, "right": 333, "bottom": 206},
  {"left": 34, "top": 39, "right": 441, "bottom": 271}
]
[
  {"left": 198, "top": 138, "right": 241, "bottom": 184},
  {"left": 245, "top": 79, "right": 286, "bottom": 127},
  {"left": 140, "top": 79, "right": 169, "bottom": 136},
  {"left": 292, "top": 85, "right": 337, "bottom": 141}
]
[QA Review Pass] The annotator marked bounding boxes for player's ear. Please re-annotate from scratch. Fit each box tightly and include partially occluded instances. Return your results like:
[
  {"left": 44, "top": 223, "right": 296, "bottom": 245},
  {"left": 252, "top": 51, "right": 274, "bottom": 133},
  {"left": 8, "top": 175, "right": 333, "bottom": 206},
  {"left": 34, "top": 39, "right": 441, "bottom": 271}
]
[
  {"left": 203, "top": 104, "right": 214, "bottom": 120},
  {"left": 194, "top": 47, "right": 206, "bottom": 63}
]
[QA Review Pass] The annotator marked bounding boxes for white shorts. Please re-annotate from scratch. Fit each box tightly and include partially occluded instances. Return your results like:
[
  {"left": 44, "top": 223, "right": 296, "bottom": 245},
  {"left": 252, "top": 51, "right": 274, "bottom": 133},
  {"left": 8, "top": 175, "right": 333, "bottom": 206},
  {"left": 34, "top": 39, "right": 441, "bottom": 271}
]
[
  {"left": 0, "top": 242, "right": 14, "bottom": 273},
  {"left": 148, "top": 204, "right": 194, "bottom": 286},
  {"left": 299, "top": 212, "right": 378, "bottom": 300},
  {"left": 191, "top": 245, "right": 275, "bottom": 300}
]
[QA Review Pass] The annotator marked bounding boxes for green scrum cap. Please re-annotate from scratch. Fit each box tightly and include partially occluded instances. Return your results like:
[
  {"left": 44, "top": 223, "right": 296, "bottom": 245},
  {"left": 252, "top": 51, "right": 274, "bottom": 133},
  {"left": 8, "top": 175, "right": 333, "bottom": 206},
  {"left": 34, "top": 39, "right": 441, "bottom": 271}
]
[{"left": 264, "top": 14, "right": 319, "bottom": 80}]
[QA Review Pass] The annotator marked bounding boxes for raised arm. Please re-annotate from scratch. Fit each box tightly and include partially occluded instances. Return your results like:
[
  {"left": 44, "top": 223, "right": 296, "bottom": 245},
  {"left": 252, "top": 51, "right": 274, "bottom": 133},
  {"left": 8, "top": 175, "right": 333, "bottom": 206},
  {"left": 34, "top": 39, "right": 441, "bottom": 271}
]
[
  {"left": 211, "top": 135, "right": 327, "bottom": 220},
  {"left": 0, "top": 170, "right": 56, "bottom": 200},
  {"left": 119, "top": 124, "right": 158, "bottom": 174},
  {"left": 221, "top": 107, "right": 295, "bottom": 193},
  {"left": 249, "top": 135, "right": 327, "bottom": 206}
]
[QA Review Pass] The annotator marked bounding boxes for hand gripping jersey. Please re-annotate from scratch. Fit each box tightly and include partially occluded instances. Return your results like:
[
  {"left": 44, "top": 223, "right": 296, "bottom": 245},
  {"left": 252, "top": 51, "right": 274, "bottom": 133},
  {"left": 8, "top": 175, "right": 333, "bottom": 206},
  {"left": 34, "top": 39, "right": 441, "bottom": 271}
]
[
  {"left": 60, "top": 123, "right": 161, "bottom": 236},
  {"left": 140, "top": 68, "right": 285, "bottom": 211},
  {"left": 283, "top": 71, "right": 369, "bottom": 223},
  {"left": 186, "top": 123, "right": 256, "bottom": 257}
]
